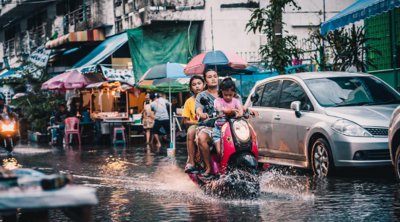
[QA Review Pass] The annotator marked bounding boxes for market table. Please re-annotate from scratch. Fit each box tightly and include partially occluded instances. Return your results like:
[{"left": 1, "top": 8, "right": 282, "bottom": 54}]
[{"left": 0, "top": 185, "right": 98, "bottom": 222}]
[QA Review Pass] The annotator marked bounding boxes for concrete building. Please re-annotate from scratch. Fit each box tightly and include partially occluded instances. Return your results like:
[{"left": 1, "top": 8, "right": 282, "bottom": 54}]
[{"left": 0, "top": 0, "right": 358, "bottom": 68}]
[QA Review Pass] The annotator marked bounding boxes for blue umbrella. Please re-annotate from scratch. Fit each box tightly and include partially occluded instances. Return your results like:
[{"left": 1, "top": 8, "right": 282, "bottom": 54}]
[{"left": 140, "top": 62, "right": 186, "bottom": 81}]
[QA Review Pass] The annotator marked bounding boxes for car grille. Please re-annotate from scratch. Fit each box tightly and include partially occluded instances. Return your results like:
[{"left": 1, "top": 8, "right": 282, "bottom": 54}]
[{"left": 365, "top": 128, "right": 388, "bottom": 136}]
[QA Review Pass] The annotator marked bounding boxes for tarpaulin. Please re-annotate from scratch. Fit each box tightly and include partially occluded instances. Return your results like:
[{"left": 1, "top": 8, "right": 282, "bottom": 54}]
[{"left": 127, "top": 22, "right": 199, "bottom": 81}]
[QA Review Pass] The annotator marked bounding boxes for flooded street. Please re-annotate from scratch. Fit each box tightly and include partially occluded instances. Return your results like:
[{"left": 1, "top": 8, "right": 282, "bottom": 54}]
[{"left": 4, "top": 143, "right": 400, "bottom": 221}]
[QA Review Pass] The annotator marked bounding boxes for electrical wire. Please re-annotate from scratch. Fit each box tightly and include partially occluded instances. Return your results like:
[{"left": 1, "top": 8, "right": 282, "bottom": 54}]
[{"left": 1, "top": 0, "right": 56, "bottom": 4}]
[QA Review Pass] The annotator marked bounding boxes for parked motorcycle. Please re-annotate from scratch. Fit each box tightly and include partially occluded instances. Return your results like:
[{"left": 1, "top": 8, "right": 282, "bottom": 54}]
[
  {"left": 0, "top": 112, "right": 19, "bottom": 152},
  {"left": 188, "top": 98, "right": 259, "bottom": 198}
]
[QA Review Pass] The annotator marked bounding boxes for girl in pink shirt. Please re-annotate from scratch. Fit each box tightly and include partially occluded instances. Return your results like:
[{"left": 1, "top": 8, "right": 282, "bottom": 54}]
[{"left": 213, "top": 78, "right": 243, "bottom": 157}]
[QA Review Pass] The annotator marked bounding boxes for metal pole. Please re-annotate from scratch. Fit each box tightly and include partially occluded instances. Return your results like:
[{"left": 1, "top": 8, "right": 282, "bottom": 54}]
[
  {"left": 320, "top": 0, "right": 326, "bottom": 71},
  {"left": 210, "top": 7, "right": 215, "bottom": 51},
  {"left": 169, "top": 84, "right": 173, "bottom": 149},
  {"left": 390, "top": 11, "right": 399, "bottom": 90},
  {"left": 323, "top": 0, "right": 326, "bottom": 22}
]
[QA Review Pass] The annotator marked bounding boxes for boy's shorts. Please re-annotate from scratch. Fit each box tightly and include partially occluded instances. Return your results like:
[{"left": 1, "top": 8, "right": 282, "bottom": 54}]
[{"left": 194, "top": 126, "right": 213, "bottom": 149}]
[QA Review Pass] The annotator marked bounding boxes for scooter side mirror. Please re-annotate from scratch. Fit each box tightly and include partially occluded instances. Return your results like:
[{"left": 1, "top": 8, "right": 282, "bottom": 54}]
[
  {"left": 243, "top": 110, "right": 250, "bottom": 119},
  {"left": 200, "top": 97, "right": 208, "bottom": 106},
  {"left": 290, "top": 101, "right": 301, "bottom": 118}
]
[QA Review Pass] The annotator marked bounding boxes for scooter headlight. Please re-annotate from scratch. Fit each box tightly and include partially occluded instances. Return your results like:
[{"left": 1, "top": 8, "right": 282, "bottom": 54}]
[
  {"left": 233, "top": 120, "right": 250, "bottom": 142},
  {"left": 1, "top": 122, "right": 15, "bottom": 132}
]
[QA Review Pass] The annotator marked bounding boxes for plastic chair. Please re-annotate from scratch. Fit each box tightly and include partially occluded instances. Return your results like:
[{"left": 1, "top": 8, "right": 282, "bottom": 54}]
[
  {"left": 64, "top": 117, "right": 81, "bottom": 146},
  {"left": 113, "top": 126, "right": 126, "bottom": 145}
]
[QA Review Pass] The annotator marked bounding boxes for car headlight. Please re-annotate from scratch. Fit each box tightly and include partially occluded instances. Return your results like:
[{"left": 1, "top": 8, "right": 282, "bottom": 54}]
[
  {"left": 233, "top": 120, "right": 251, "bottom": 142},
  {"left": 331, "top": 119, "right": 372, "bottom": 137}
]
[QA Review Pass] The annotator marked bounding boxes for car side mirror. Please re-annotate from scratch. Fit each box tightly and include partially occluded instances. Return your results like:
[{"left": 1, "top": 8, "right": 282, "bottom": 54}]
[
  {"left": 290, "top": 101, "right": 301, "bottom": 118},
  {"left": 251, "top": 93, "right": 259, "bottom": 103}
]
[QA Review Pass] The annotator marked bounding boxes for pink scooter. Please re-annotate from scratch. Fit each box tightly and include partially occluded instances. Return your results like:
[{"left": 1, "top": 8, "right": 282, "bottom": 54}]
[{"left": 188, "top": 112, "right": 259, "bottom": 196}]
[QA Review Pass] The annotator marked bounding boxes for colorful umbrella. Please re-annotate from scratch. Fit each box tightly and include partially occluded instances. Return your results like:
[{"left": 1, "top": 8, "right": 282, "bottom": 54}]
[
  {"left": 140, "top": 62, "right": 186, "bottom": 81},
  {"left": 184, "top": 50, "right": 248, "bottom": 75},
  {"left": 139, "top": 63, "right": 189, "bottom": 149},
  {"left": 41, "top": 69, "right": 105, "bottom": 90},
  {"left": 138, "top": 78, "right": 189, "bottom": 93}
]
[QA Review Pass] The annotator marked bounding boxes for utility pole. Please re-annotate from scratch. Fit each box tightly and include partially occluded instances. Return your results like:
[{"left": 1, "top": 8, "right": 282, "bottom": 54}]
[{"left": 320, "top": 0, "right": 326, "bottom": 71}]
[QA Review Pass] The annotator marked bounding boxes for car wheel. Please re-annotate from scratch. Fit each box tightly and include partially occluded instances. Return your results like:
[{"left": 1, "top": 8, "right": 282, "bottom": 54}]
[
  {"left": 395, "top": 145, "right": 400, "bottom": 181},
  {"left": 311, "top": 138, "right": 334, "bottom": 177}
]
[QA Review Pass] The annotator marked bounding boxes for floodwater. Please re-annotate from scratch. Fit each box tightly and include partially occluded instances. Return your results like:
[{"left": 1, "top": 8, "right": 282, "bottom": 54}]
[{"left": 3, "top": 143, "right": 400, "bottom": 221}]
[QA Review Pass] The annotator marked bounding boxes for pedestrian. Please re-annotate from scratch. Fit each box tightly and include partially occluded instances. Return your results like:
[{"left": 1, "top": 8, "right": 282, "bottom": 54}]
[
  {"left": 183, "top": 75, "right": 205, "bottom": 173},
  {"left": 142, "top": 92, "right": 155, "bottom": 146},
  {"left": 151, "top": 93, "right": 171, "bottom": 151}
]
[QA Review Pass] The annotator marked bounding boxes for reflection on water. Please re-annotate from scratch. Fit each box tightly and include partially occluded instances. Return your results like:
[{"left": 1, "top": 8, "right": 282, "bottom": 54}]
[
  {"left": 2, "top": 157, "right": 22, "bottom": 170},
  {"left": 7, "top": 144, "right": 400, "bottom": 221}
]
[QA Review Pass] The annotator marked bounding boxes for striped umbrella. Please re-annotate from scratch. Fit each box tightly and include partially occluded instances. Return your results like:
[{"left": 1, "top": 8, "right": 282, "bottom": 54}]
[{"left": 184, "top": 50, "right": 248, "bottom": 75}]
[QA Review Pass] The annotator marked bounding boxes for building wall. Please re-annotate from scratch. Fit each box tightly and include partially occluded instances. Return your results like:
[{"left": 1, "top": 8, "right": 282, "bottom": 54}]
[
  {"left": 200, "top": 0, "right": 262, "bottom": 62},
  {"left": 283, "top": 0, "right": 355, "bottom": 40}
]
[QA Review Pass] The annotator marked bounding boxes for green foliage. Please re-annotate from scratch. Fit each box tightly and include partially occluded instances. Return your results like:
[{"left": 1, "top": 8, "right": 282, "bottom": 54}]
[
  {"left": 307, "top": 25, "right": 381, "bottom": 72},
  {"left": 246, "top": 0, "right": 303, "bottom": 74},
  {"left": 11, "top": 91, "right": 64, "bottom": 133}
]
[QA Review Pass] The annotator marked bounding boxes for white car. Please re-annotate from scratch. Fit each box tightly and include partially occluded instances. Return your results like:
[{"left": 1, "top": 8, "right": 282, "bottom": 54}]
[{"left": 246, "top": 72, "right": 400, "bottom": 176}]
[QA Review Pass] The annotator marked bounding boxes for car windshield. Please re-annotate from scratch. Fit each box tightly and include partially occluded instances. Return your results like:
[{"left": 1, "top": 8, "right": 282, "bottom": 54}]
[{"left": 304, "top": 76, "right": 400, "bottom": 107}]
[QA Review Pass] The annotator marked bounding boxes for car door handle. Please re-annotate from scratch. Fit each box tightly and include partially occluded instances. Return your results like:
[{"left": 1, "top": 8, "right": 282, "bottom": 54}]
[{"left": 274, "top": 115, "right": 281, "bottom": 120}]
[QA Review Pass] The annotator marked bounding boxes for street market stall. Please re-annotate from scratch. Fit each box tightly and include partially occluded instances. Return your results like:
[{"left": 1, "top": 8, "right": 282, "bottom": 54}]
[{"left": 83, "top": 81, "right": 143, "bottom": 141}]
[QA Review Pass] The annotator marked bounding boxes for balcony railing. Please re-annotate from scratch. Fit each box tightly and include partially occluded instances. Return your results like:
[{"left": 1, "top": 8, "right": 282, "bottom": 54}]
[
  {"left": 4, "top": 38, "right": 16, "bottom": 57},
  {"left": 66, "top": 5, "right": 91, "bottom": 27},
  {"left": 27, "top": 24, "right": 46, "bottom": 48},
  {"left": 3, "top": 24, "right": 47, "bottom": 59}
]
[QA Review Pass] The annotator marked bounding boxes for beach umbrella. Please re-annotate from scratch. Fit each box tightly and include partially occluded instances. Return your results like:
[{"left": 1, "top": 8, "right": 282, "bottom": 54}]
[
  {"left": 41, "top": 69, "right": 105, "bottom": 90},
  {"left": 184, "top": 50, "right": 248, "bottom": 75}
]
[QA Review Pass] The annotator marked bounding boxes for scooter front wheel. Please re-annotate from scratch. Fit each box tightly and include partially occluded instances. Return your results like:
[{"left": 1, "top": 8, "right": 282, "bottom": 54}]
[{"left": 4, "top": 138, "right": 13, "bottom": 152}]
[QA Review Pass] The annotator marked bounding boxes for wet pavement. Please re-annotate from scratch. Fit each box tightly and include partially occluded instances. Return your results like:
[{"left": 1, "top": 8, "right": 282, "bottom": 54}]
[{"left": 3, "top": 143, "right": 400, "bottom": 221}]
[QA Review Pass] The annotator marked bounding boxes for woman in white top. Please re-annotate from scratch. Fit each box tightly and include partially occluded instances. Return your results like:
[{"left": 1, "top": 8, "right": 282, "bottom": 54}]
[{"left": 142, "top": 92, "right": 155, "bottom": 145}]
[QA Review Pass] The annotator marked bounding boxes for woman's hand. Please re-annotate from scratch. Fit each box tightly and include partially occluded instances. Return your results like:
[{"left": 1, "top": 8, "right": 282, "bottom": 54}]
[{"left": 199, "top": 113, "right": 209, "bottom": 120}]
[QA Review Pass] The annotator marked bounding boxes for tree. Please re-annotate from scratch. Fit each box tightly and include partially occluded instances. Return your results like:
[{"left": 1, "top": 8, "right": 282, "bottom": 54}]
[{"left": 246, "top": 0, "right": 303, "bottom": 74}]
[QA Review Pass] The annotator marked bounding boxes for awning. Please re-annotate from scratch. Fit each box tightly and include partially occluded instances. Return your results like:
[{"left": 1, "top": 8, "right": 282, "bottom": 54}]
[
  {"left": 321, "top": 0, "right": 400, "bottom": 35},
  {"left": 45, "top": 29, "right": 105, "bottom": 49},
  {"left": 0, "top": 69, "right": 20, "bottom": 80},
  {"left": 72, "top": 32, "right": 128, "bottom": 68}
]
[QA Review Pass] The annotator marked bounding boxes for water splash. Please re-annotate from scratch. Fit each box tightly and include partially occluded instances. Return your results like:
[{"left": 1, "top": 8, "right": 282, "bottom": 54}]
[{"left": 260, "top": 167, "right": 315, "bottom": 201}]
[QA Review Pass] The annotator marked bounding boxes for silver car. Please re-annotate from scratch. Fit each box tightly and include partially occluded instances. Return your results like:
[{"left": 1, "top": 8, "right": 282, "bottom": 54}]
[
  {"left": 245, "top": 72, "right": 400, "bottom": 176},
  {"left": 389, "top": 106, "right": 400, "bottom": 180}
]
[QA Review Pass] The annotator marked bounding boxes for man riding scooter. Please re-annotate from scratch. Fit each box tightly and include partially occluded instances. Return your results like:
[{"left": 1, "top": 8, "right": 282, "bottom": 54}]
[{"left": 0, "top": 104, "right": 19, "bottom": 153}]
